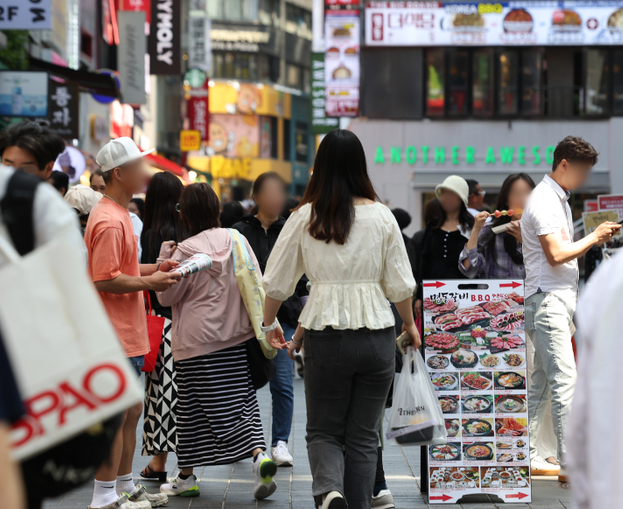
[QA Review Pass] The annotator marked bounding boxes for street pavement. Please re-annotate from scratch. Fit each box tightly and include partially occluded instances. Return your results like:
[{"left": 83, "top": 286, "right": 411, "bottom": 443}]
[{"left": 43, "top": 377, "right": 571, "bottom": 509}]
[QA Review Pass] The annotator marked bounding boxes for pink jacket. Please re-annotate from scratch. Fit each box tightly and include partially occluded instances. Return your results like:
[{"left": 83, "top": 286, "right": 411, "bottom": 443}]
[{"left": 157, "top": 228, "right": 259, "bottom": 361}]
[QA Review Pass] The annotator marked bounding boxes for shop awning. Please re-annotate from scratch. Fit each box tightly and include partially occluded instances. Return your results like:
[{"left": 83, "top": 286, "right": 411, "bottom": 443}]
[
  {"left": 29, "top": 58, "right": 122, "bottom": 99},
  {"left": 145, "top": 153, "right": 185, "bottom": 176}
]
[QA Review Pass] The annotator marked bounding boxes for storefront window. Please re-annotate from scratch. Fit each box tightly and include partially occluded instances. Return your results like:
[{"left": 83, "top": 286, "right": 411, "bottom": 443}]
[
  {"left": 209, "top": 0, "right": 257, "bottom": 21},
  {"left": 284, "top": 119, "right": 292, "bottom": 161},
  {"left": 498, "top": 51, "right": 518, "bottom": 115},
  {"left": 286, "top": 63, "right": 302, "bottom": 90},
  {"left": 286, "top": 4, "right": 312, "bottom": 40},
  {"left": 447, "top": 50, "right": 469, "bottom": 116},
  {"left": 206, "top": 0, "right": 223, "bottom": 19},
  {"left": 426, "top": 49, "right": 445, "bottom": 116},
  {"left": 295, "top": 122, "right": 309, "bottom": 163},
  {"left": 522, "top": 50, "right": 543, "bottom": 116},
  {"left": 613, "top": 50, "right": 623, "bottom": 114},
  {"left": 213, "top": 52, "right": 259, "bottom": 81},
  {"left": 585, "top": 49, "right": 609, "bottom": 115},
  {"left": 259, "top": 0, "right": 280, "bottom": 26},
  {"left": 472, "top": 49, "right": 494, "bottom": 116}
]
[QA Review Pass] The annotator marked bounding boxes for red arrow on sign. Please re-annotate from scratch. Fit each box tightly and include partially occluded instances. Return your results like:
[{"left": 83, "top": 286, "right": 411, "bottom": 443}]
[
  {"left": 499, "top": 281, "right": 522, "bottom": 289},
  {"left": 505, "top": 492, "right": 529, "bottom": 500},
  {"left": 423, "top": 281, "right": 446, "bottom": 288},
  {"left": 430, "top": 494, "right": 453, "bottom": 502}
]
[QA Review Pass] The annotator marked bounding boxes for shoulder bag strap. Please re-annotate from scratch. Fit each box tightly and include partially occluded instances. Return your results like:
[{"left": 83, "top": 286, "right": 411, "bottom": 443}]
[{"left": 0, "top": 171, "right": 40, "bottom": 256}]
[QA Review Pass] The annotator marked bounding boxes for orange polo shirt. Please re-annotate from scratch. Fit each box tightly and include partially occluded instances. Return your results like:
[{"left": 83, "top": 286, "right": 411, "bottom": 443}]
[{"left": 84, "top": 197, "right": 148, "bottom": 358}]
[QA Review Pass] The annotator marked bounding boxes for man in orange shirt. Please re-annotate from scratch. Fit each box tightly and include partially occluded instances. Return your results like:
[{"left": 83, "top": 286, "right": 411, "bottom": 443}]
[{"left": 85, "top": 137, "right": 179, "bottom": 509}]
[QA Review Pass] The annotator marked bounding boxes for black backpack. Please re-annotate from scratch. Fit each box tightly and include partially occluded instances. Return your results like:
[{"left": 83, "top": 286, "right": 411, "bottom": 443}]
[{"left": 1, "top": 171, "right": 123, "bottom": 509}]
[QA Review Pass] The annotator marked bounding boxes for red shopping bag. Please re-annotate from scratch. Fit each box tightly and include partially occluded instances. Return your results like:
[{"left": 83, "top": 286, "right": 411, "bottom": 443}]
[{"left": 143, "top": 291, "right": 165, "bottom": 373}]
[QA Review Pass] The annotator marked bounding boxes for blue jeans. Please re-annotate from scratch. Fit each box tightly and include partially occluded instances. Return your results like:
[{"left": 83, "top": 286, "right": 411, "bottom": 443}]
[
  {"left": 130, "top": 355, "right": 145, "bottom": 378},
  {"left": 270, "top": 323, "right": 295, "bottom": 446}
]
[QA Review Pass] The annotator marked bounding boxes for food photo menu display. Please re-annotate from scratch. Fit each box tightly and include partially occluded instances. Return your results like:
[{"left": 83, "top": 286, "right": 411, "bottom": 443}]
[{"left": 423, "top": 280, "right": 531, "bottom": 504}]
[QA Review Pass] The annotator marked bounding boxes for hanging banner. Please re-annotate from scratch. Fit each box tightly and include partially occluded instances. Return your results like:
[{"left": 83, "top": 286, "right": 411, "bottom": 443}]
[
  {"left": 120, "top": 0, "right": 151, "bottom": 24},
  {"left": 188, "top": 94, "right": 209, "bottom": 141},
  {"left": 188, "top": 0, "right": 211, "bottom": 73},
  {"left": 365, "top": 1, "right": 623, "bottom": 47},
  {"left": 325, "top": 11, "right": 360, "bottom": 117},
  {"left": 422, "top": 280, "right": 531, "bottom": 504},
  {"left": 0, "top": 71, "right": 48, "bottom": 117},
  {"left": 149, "top": 0, "right": 181, "bottom": 75},
  {"left": 48, "top": 81, "right": 79, "bottom": 139},
  {"left": 118, "top": 11, "right": 147, "bottom": 105},
  {"left": 311, "top": 52, "right": 339, "bottom": 134},
  {"left": 0, "top": 0, "right": 52, "bottom": 29},
  {"left": 598, "top": 193, "right": 623, "bottom": 220}
]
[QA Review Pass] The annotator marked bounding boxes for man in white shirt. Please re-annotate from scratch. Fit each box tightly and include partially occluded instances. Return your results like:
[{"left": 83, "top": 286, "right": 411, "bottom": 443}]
[{"left": 521, "top": 136, "right": 620, "bottom": 483}]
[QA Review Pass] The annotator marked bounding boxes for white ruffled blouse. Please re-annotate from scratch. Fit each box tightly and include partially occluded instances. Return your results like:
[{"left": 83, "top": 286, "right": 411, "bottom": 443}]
[{"left": 263, "top": 202, "right": 416, "bottom": 331}]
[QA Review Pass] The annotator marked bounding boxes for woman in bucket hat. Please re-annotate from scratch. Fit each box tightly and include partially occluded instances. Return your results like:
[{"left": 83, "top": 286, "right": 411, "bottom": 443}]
[{"left": 413, "top": 175, "right": 474, "bottom": 318}]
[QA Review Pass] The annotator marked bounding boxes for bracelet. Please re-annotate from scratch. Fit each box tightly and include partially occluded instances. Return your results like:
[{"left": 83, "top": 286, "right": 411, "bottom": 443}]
[
  {"left": 156, "top": 261, "right": 163, "bottom": 272},
  {"left": 292, "top": 337, "right": 303, "bottom": 345},
  {"left": 260, "top": 320, "right": 279, "bottom": 333}
]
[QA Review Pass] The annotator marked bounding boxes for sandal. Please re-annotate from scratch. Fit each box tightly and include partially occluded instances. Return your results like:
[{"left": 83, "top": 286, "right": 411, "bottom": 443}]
[{"left": 140, "top": 464, "right": 167, "bottom": 483}]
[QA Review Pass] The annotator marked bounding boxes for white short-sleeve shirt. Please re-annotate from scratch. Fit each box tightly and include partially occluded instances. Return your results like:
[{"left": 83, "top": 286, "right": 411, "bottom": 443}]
[{"left": 521, "top": 174, "right": 578, "bottom": 300}]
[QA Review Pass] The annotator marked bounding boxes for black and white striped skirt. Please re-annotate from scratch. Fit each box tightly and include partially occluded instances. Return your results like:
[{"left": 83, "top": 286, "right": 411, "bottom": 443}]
[{"left": 175, "top": 341, "right": 266, "bottom": 468}]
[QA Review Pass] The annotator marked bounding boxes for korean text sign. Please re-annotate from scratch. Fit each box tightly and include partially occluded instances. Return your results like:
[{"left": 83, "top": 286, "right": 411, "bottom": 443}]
[{"left": 423, "top": 280, "right": 531, "bottom": 504}]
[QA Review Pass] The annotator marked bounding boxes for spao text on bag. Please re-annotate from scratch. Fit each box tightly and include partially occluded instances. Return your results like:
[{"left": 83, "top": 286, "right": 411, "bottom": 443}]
[{"left": 10, "top": 363, "right": 128, "bottom": 448}]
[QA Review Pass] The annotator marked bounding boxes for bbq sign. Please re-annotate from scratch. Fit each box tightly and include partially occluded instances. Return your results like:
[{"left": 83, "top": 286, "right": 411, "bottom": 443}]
[{"left": 423, "top": 280, "right": 531, "bottom": 504}]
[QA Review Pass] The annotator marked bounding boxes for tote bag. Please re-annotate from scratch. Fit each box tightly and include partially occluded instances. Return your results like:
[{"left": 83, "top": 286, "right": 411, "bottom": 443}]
[
  {"left": 0, "top": 235, "right": 143, "bottom": 461},
  {"left": 142, "top": 291, "right": 165, "bottom": 373},
  {"left": 228, "top": 229, "right": 277, "bottom": 360}
]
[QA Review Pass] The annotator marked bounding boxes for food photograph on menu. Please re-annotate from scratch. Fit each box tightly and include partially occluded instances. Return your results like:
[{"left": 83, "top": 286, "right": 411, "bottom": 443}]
[{"left": 423, "top": 280, "right": 531, "bottom": 504}]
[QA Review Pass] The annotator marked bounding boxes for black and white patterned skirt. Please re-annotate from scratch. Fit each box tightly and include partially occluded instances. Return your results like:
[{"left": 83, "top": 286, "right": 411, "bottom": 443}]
[
  {"left": 175, "top": 341, "right": 266, "bottom": 468},
  {"left": 142, "top": 318, "right": 178, "bottom": 456}
]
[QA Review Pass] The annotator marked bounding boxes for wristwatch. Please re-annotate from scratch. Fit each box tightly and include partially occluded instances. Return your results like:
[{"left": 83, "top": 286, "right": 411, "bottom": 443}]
[{"left": 260, "top": 320, "right": 279, "bottom": 333}]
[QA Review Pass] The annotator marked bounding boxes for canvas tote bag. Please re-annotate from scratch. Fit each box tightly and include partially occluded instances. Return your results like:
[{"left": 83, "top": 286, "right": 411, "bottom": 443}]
[{"left": 0, "top": 233, "right": 143, "bottom": 461}]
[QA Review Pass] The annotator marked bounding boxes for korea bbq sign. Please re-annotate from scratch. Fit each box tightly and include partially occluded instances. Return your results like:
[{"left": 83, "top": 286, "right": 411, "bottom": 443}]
[
  {"left": 365, "top": 1, "right": 623, "bottom": 46},
  {"left": 149, "top": 0, "right": 181, "bottom": 75}
]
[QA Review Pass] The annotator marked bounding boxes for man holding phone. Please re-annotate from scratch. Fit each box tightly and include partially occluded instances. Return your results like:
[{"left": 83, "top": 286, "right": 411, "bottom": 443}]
[{"left": 521, "top": 136, "right": 621, "bottom": 484}]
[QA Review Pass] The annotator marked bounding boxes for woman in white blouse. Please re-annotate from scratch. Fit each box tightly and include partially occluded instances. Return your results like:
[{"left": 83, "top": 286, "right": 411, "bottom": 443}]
[{"left": 261, "top": 129, "right": 420, "bottom": 509}]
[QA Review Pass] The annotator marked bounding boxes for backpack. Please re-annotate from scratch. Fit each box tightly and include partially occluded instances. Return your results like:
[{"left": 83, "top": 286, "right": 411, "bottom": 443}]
[{"left": 0, "top": 171, "right": 123, "bottom": 508}]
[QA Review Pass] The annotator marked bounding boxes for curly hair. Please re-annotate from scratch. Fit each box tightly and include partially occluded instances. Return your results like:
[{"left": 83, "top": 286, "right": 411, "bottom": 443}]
[{"left": 552, "top": 136, "right": 599, "bottom": 172}]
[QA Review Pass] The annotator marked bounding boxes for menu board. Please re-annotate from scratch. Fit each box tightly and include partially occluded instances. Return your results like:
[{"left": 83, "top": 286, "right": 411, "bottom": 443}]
[
  {"left": 325, "top": 12, "right": 360, "bottom": 117},
  {"left": 423, "top": 280, "right": 531, "bottom": 504},
  {"left": 365, "top": 1, "right": 623, "bottom": 47}
]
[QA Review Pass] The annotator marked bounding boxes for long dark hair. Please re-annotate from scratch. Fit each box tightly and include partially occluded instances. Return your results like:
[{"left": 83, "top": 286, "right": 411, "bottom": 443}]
[
  {"left": 142, "top": 172, "right": 187, "bottom": 255},
  {"left": 434, "top": 204, "right": 474, "bottom": 231},
  {"left": 297, "top": 129, "right": 378, "bottom": 244},
  {"left": 483, "top": 173, "right": 536, "bottom": 264}
]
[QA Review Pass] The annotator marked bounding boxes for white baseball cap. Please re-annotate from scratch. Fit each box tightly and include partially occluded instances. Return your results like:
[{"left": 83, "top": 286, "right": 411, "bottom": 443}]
[
  {"left": 64, "top": 184, "right": 103, "bottom": 216},
  {"left": 96, "top": 137, "right": 154, "bottom": 172}
]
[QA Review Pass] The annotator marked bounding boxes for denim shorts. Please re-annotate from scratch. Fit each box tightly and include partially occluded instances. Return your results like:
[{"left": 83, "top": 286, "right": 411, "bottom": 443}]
[{"left": 129, "top": 355, "right": 145, "bottom": 377}]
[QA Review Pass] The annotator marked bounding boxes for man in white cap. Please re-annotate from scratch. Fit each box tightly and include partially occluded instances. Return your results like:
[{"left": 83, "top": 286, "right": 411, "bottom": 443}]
[
  {"left": 84, "top": 137, "right": 179, "bottom": 509},
  {"left": 64, "top": 184, "right": 103, "bottom": 235}
]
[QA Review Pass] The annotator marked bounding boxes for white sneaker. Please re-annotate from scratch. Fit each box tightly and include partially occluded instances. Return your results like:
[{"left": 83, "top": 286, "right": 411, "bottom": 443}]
[
  {"left": 253, "top": 452, "right": 277, "bottom": 499},
  {"left": 88, "top": 494, "right": 151, "bottom": 509},
  {"left": 323, "top": 491, "right": 347, "bottom": 509},
  {"left": 372, "top": 489, "right": 395, "bottom": 509},
  {"left": 126, "top": 485, "right": 169, "bottom": 507},
  {"left": 160, "top": 474, "right": 200, "bottom": 497},
  {"left": 271, "top": 440, "right": 294, "bottom": 467},
  {"left": 531, "top": 456, "right": 560, "bottom": 476}
]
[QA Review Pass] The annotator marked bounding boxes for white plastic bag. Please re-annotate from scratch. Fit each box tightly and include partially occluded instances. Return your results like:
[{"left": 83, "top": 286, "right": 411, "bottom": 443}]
[{"left": 386, "top": 347, "right": 448, "bottom": 447}]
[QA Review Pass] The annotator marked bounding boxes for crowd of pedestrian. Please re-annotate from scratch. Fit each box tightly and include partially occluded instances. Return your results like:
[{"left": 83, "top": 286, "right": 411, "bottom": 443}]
[{"left": 0, "top": 120, "right": 621, "bottom": 509}]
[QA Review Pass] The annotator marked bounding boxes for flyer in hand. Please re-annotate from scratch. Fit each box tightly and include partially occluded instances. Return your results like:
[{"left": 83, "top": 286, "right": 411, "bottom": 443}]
[
  {"left": 170, "top": 253, "right": 213, "bottom": 278},
  {"left": 423, "top": 280, "right": 531, "bottom": 504}
]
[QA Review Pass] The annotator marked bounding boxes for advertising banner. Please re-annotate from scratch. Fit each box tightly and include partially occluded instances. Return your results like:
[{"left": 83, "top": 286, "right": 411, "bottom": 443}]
[
  {"left": 118, "top": 10, "right": 147, "bottom": 105},
  {"left": 423, "top": 280, "right": 531, "bottom": 504},
  {"left": 120, "top": 0, "right": 150, "bottom": 24},
  {"left": 583, "top": 210, "right": 620, "bottom": 236},
  {"left": 311, "top": 52, "right": 339, "bottom": 134},
  {"left": 188, "top": 94, "right": 209, "bottom": 141},
  {"left": 48, "top": 81, "right": 79, "bottom": 139},
  {"left": 365, "top": 1, "right": 623, "bottom": 46},
  {"left": 598, "top": 194, "right": 623, "bottom": 221},
  {"left": 0, "top": 0, "right": 52, "bottom": 30},
  {"left": 325, "top": 12, "right": 360, "bottom": 117},
  {"left": 0, "top": 71, "right": 48, "bottom": 117},
  {"left": 188, "top": 15, "right": 211, "bottom": 73},
  {"left": 207, "top": 114, "right": 260, "bottom": 158},
  {"left": 180, "top": 130, "right": 202, "bottom": 152},
  {"left": 149, "top": 0, "right": 181, "bottom": 75}
]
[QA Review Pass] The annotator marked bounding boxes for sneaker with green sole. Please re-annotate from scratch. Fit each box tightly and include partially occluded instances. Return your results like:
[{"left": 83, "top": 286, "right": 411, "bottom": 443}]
[
  {"left": 160, "top": 475, "right": 200, "bottom": 497},
  {"left": 253, "top": 452, "right": 277, "bottom": 500}
]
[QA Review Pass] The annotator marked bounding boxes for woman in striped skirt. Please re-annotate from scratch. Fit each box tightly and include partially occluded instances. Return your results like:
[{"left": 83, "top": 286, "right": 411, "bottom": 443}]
[{"left": 156, "top": 183, "right": 278, "bottom": 500}]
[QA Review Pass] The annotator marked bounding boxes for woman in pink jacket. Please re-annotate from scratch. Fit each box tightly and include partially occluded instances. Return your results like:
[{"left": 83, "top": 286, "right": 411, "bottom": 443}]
[{"left": 156, "top": 183, "right": 278, "bottom": 501}]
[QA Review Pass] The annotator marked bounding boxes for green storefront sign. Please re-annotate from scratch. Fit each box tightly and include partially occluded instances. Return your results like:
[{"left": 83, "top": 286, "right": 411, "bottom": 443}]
[{"left": 374, "top": 145, "right": 557, "bottom": 166}]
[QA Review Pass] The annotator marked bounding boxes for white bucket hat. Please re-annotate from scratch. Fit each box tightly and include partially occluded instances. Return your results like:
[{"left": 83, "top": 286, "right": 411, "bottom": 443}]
[
  {"left": 96, "top": 137, "right": 154, "bottom": 172},
  {"left": 435, "top": 175, "right": 469, "bottom": 208}
]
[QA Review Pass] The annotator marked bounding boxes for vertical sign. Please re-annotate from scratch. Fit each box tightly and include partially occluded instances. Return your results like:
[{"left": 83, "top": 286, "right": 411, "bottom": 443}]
[
  {"left": 148, "top": 0, "right": 181, "bottom": 75},
  {"left": 324, "top": 12, "right": 360, "bottom": 117},
  {"left": 188, "top": 94, "right": 209, "bottom": 141},
  {"left": 48, "top": 81, "right": 79, "bottom": 139},
  {"left": 422, "top": 280, "right": 531, "bottom": 504},
  {"left": 121, "top": 0, "right": 151, "bottom": 24},
  {"left": 118, "top": 11, "right": 147, "bottom": 105},
  {"left": 311, "top": 52, "right": 338, "bottom": 134},
  {"left": 188, "top": 0, "right": 211, "bottom": 73}
]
